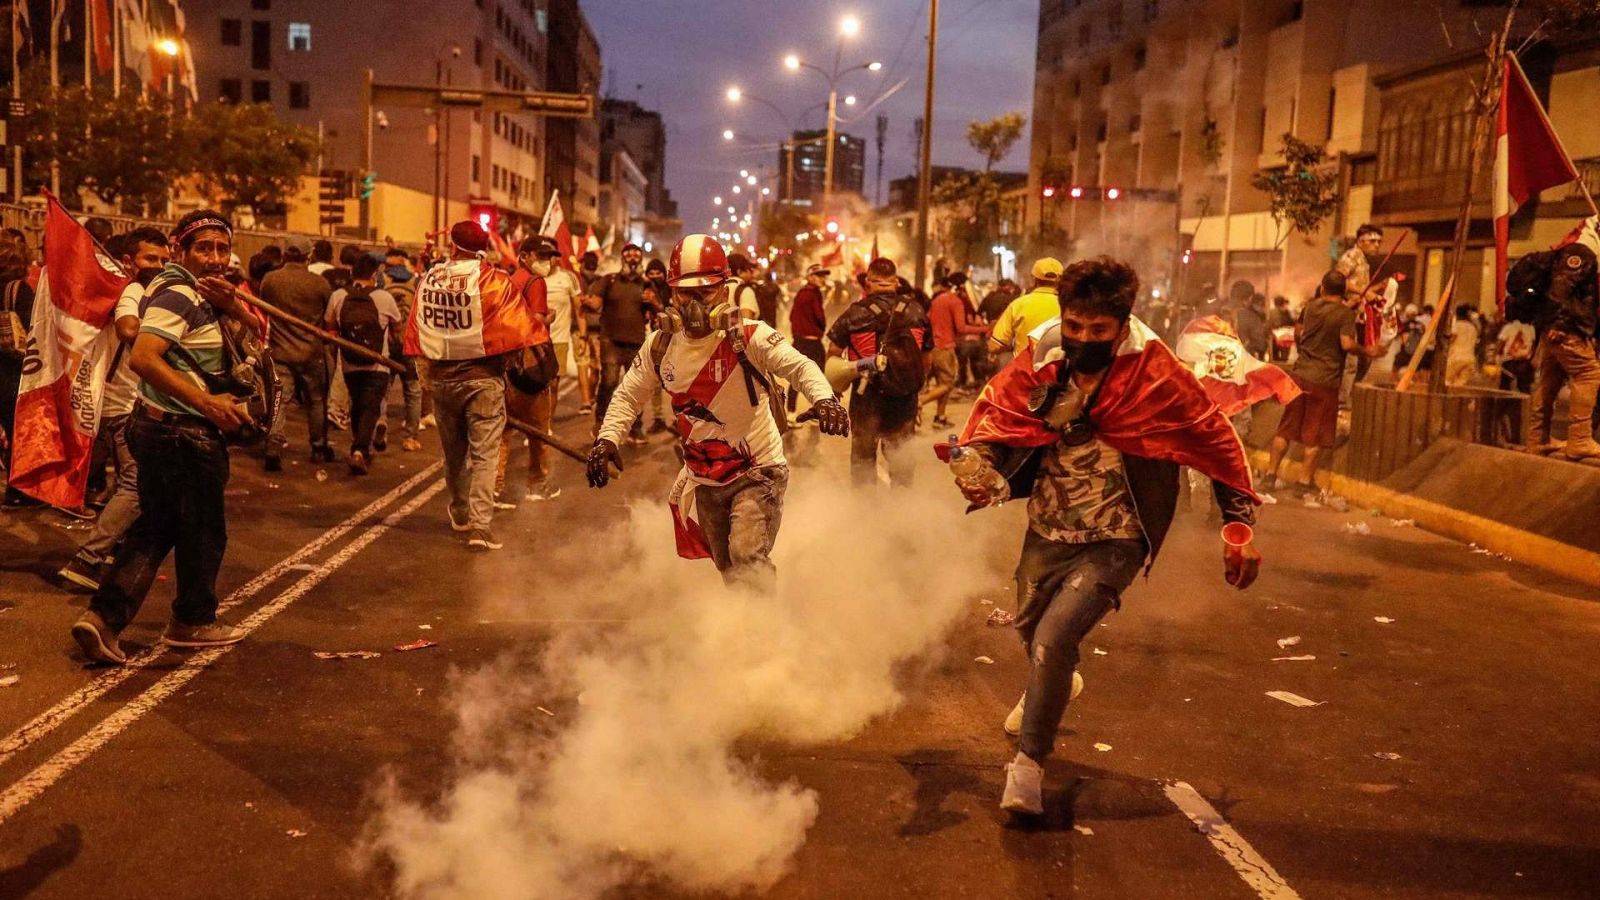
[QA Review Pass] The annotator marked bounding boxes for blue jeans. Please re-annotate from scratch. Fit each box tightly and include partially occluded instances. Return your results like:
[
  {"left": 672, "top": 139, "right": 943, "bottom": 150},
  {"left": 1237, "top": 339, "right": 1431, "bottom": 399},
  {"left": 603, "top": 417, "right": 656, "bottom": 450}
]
[
  {"left": 695, "top": 465, "right": 789, "bottom": 592},
  {"left": 89, "top": 413, "right": 230, "bottom": 633},
  {"left": 76, "top": 414, "right": 141, "bottom": 564},
  {"left": 268, "top": 354, "right": 330, "bottom": 455},
  {"left": 1012, "top": 531, "right": 1146, "bottom": 761}
]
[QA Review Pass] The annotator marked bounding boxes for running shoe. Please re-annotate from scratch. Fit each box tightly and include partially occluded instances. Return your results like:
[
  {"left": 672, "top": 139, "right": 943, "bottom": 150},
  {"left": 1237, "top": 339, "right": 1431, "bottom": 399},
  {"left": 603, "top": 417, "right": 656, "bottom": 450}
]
[{"left": 467, "top": 529, "right": 504, "bottom": 551}]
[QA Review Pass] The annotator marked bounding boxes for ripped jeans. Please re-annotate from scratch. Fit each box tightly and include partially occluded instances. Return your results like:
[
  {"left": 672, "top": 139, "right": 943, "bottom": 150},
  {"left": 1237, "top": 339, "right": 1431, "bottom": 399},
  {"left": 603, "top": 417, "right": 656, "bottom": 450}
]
[
  {"left": 695, "top": 465, "right": 789, "bottom": 593},
  {"left": 1012, "top": 531, "right": 1146, "bottom": 762}
]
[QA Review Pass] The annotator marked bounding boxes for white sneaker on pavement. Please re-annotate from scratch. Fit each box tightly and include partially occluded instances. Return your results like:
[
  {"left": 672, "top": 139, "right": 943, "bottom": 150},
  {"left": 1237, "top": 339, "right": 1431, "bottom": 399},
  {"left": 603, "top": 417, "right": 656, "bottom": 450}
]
[
  {"left": 1001, "top": 752, "right": 1045, "bottom": 816},
  {"left": 1003, "top": 671, "right": 1083, "bottom": 736}
]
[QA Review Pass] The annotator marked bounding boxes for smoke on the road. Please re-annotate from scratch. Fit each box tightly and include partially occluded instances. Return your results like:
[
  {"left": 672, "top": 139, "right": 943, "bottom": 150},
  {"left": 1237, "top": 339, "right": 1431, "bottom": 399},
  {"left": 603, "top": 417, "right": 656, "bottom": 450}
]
[{"left": 363, "top": 467, "right": 1011, "bottom": 899}]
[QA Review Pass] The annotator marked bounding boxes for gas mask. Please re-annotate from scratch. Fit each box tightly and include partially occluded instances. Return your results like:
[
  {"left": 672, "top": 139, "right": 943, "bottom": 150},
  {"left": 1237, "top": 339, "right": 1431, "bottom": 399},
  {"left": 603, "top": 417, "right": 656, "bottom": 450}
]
[
  {"left": 662, "top": 284, "right": 734, "bottom": 338},
  {"left": 1060, "top": 336, "right": 1118, "bottom": 374}
]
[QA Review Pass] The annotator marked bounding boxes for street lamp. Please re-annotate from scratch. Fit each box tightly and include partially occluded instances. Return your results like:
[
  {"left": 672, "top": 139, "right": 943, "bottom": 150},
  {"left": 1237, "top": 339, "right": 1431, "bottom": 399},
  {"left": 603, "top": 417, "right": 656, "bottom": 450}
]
[
  {"left": 840, "top": 14, "right": 861, "bottom": 37},
  {"left": 844, "top": 95, "right": 857, "bottom": 106},
  {"left": 726, "top": 86, "right": 742, "bottom": 102},
  {"left": 722, "top": 129, "right": 735, "bottom": 141},
  {"left": 783, "top": 43, "right": 882, "bottom": 215},
  {"left": 713, "top": 195, "right": 722, "bottom": 205},
  {"left": 784, "top": 54, "right": 801, "bottom": 72}
]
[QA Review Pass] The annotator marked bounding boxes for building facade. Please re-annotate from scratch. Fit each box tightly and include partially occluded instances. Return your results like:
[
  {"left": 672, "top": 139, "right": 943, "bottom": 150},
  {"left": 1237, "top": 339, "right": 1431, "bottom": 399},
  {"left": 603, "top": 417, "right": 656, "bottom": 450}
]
[
  {"left": 1026, "top": 0, "right": 1542, "bottom": 307},
  {"left": 544, "top": 0, "right": 602, "bottom": 229},
  {"left": 779, "top": 129, "right": 866, "bottom": 203}
]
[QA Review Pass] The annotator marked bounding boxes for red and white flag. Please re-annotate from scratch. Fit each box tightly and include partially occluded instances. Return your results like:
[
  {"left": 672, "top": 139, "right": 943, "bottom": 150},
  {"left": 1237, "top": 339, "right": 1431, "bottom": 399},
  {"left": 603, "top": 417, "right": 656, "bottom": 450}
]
[
  {"left": 9, "top": 194, "right": 130, "bottom": 508},
  {"left": 1494, "top": 52, "right": 1580, "bottom": 309},
  {"left": 1174, "top": 315, "right": 1302, "bottom": 418},
  {"left": 538, "top": 190, "right": 576, "bottom": 268},
  {"left": 583, "top": 225, "right": 601, "bottom": 256}
]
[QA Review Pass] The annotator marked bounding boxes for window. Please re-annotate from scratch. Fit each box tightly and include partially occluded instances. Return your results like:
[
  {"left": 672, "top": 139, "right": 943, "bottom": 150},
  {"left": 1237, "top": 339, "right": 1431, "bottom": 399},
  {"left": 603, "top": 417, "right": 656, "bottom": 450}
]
[
  {"left": 250, "top": 21, "right": 271, "bottom": 70},
  {"left": 289, "top": 81, "right": 310, "bottom": 108},
  {"left": 1078, "top": 23, "right": 1091, "bottom": 47},
  {"left": 250, "top": 0, "right": 269, "bottom": 9},
  {"left": 287, "top": 22, "right": 310, "bottom": 52},
  {"left": 1133, "top": 44, "right": 1146, "bottom": 70},
  {"left": 221, "top": 19, "right": 242, "bottom": 46},
  {"left": 1071, "top": 77, "right": 1081, "bottom": 98},
  {"left": 1095, "top": 122, "right": 1107, "bottom": 142},
  {"left": 536, "top": 9, "right": 547, "bottom": 32},
  {"left": 1144, "top": 0, "right": 1160, "bottom": 21},
  {"left": 472, "top": 154, "right": 481, "bottom": 184},
  {"left": 251, "top": 80, "right": 271, "bottom": 103},
  {"left": 474, "top": 39, "right": 483, "bottom": 66},
  {"left": 219, "top": 78, "right": 242, "bottom": 103},
  {"left": 1129, "top": 113, "right": 1142, "bottom": 133},
  {"left": 1100, "top": 64, "right": 1111, "bottom": 85}
]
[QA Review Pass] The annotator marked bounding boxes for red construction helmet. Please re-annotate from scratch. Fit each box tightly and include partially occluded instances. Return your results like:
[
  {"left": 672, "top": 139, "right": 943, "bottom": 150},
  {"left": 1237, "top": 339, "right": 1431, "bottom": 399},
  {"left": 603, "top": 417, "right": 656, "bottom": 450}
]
[{"left": 667, "top": 234, "right": 730, "bottom": 288}]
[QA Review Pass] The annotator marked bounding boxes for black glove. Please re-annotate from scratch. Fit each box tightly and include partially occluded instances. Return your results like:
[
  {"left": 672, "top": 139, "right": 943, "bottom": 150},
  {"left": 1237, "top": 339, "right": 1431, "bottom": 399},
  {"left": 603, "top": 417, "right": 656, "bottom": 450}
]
[
  {"left": 797, "top": 396, "right": 850, "bottom": 437},
  {"left": 586, "top": 438, "right": 623, "bottom": 488}
]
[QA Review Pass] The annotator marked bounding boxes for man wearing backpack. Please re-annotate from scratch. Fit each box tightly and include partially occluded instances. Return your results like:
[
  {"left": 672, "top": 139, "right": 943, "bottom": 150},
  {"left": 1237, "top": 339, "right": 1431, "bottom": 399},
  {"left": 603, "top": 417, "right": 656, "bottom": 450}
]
[
  {"left": 325, "top": 254, "right": 404, "bottom": 475},
  {"left": 586, "top": 234, "right": 848, "bottom": 590},
  {"left": 260, "top": 239, "right": 334, "bottom": 467},
  {"left": 380, "top": 248, "right": 425, "bottom": 452},
  {"left": 827, "top": 257, "right": 931, "bottom": 487}
]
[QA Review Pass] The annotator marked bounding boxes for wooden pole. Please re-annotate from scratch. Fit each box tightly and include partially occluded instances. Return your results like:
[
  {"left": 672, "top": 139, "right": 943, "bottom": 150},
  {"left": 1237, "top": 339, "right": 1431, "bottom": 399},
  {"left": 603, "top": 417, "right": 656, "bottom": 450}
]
[
  {"left": 244, "top": 294, "right": 406, "bottom": 375},
  {"left": 1395, "top": 274, "right": 1454, "bottom": 393},
  {"left": 505, "top": 416, "right": 590, "bottom": 465}
]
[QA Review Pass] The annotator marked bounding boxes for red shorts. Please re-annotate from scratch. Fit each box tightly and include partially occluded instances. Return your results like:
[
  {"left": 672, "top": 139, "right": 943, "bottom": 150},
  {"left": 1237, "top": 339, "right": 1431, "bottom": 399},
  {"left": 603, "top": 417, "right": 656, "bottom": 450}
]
[{"left": 1275, "top": 376, "right": 1340, "bottom": 449}]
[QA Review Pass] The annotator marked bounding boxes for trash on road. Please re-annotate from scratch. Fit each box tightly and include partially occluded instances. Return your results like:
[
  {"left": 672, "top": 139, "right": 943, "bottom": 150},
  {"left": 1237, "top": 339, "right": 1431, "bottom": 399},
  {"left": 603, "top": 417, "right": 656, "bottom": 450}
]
[
  {"left": 224, "top": 488, "right": 250, "bottom": 497},
  {"left": 1276, "top": 635, "right": 1301, "bottom": 649},
  {"left": 1259, "top": 493, "right": 1278, "bottom": 505},
  {"left": 1324, "top": 495, "right": 1351, "bottom": 512},
  {"left": 0, "top": 674, "right": 18, "bottom": 688},
  {"left": 312, "top": 650, "right": 381, "bottom": 660},
  {"left": 418, "top": 624, "right": 433, "bottom": 630},
  {"left": 536, "top": 706, "right": 556, "bottom": 717},
  {"left": 315, "top": 470, "right": 329, "bottom": 483},
  {"left": 1374, "top": 616, "right": 1395, "bottom": 624},
  {"left": 1092, "top": 647, "right": 1108, "bottom": 656},
  {"left": 286, "top": 829, "right": 307, "bottom": 838},
  {"left": 1093, "top": 742, "right": 1113, "bottom": 752},
  {"left": 1372, "top": 751, "right": 1402, "bottom": 760},
  {"left": 1387, "top": 518, "right": 1415, "bottom": 527},
  {"left": 1266, "top": 690, "right": 1323, "bottom": 708},
  {"left": 985, "top": 608, "right": 1015, "bottom": 627},
  {"left": 978, "top": 598, "right": 993, "bottom": 606},
  {"left": 1271, "top": 655, "right": 1316, "bottom": 662},
  {"left": 1073, "top": 825, "right": 1095, "bottom": 836},
  {"left": 394, "top": 639, "right": 438, "bottom": 652},
  {"left": 1341, "top": 521, "right": 1372, "bottom": 536},
  {"left": 974, "top": 655, "right": 995, "bottom": 665}
]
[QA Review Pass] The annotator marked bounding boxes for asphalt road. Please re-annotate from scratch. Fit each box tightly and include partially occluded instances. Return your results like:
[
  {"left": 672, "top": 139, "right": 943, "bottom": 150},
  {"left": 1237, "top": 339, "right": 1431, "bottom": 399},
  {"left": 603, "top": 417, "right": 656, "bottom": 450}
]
[{"left": 1, "top": 381, "right": 1598, "bottom": 900}]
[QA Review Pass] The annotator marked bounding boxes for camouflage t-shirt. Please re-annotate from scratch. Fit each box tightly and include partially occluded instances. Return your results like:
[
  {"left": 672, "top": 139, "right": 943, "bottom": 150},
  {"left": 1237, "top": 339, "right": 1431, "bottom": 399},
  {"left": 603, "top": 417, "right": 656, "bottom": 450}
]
[{"left": 1028, "top": 438, "right": 1144, "bottom": 544}]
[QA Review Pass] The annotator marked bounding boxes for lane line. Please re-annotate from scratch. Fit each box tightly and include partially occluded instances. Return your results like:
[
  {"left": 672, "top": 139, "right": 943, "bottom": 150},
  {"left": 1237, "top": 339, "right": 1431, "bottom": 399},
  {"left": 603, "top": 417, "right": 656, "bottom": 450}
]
[
  {"left": 0, "top": 462, "right": 442, "bottom": 769},
  {"left": 0, "top": 478, "right": 446, "bottom": 825},
  {"left": 1163, "top": 781, "right": 1303, "bottom": 900}
]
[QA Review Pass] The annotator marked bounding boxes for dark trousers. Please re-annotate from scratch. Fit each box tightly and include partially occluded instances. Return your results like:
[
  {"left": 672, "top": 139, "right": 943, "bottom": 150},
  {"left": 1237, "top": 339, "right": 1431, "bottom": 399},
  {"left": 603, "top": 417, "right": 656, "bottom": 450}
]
[
  {"left": 1012, "top": 532, "right": 1146, "bottom": 761},
  {"left": 344, "top": 370, "right": 391, "bottom": 455},
  {"left": 789, "top": 337, "right": 826, "bottom": 411},
  {"left": 268, "top": 354, "right": 330, "bottom": 455},
  {"left": 595, "top": 339, "right": 642, "bottom": 426},
  {"left": 89, "top": 414, "right": 230, "bottom": 633},
  {"left": 957, "top": 338, "right": 987, "bottom": 386},
  {"left": 849, "top": 386, "right": 916, "bottom": 487}
]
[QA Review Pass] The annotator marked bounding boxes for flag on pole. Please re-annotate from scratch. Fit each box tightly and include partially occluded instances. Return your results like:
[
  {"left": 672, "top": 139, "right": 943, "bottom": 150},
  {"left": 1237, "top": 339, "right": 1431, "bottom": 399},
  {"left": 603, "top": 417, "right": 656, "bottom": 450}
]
[
  {"left": 538, "top": 191, "right": 576, "bottom": 268},
  {"left": 584, "top": 225, "right": 600, "bottom": 256},
  {"left": 91, "top": 0, "right": 114, "bottom": 73},
  {"left": 1494, "top": 52, "right": 1580, "bottom": 310},
  {"left": 8, "top": 194, "right": 130, "bottom": 509}
]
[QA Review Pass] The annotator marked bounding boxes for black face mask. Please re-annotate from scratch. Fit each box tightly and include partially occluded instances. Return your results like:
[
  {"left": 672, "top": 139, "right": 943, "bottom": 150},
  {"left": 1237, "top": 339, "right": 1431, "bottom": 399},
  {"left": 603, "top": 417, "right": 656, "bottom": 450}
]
[
  {"left": 135, "top": 266, "right": 164, "bottom": 287},
  {"left": 1061, "top": 336, "right": 1117, "bottom": 374}
]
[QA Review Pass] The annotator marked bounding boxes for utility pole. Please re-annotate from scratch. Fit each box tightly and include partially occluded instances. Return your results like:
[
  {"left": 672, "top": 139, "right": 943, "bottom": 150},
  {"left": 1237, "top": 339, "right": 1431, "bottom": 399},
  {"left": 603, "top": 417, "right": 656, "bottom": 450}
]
[
  {"left": 10, "top": 3, "right": 22, "bottom": 201},
  {"left": 823, "top": 87, "right": 838, "bottom": 214},
  {"left": 875, "top": 113, "right": 887, "bottom": 207},
  {"left": 432, "top": 60, "right": 444, "bottom": 236},
  {"left": 913, "top": 0, "right": 939, "bottom": 293}
]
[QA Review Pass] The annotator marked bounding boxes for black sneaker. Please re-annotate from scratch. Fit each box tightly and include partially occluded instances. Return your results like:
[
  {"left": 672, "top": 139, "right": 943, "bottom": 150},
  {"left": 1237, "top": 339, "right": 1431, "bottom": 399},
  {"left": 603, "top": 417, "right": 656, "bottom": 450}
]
[
  {"left": 373, "top": 422, "right": 389, "bottom": 452},
  {"left": 162, "top": 618, "right": 248, "bottom": 648},
  {"left": 648, "top": 419, "right": 671, "bottom": 435},
  {"left": 71, "top": 611, "right": 126, "bottom": 665},
  {"left": 58, "top": 556, "right": 102, "bottom": 592},
  {"left": 467, "top": 529, "right": 504, "bottom": 551},
  {"left": 311, "top": 444, "right": 335, "bottom": 463}
]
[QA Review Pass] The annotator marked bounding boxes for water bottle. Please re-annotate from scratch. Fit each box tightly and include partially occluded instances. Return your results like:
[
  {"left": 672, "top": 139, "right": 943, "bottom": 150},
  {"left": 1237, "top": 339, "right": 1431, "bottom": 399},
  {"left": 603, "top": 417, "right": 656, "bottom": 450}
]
[{"left": 948, "top": 436, "right": 1009, "bottom": 506}]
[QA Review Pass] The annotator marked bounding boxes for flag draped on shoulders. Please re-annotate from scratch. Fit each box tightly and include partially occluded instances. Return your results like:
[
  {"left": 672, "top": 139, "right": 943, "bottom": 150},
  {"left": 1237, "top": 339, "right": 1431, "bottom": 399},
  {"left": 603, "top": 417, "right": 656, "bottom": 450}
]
[
  {"left": 403, "top": 258, "right": 538, "bottom": 360},
  {"left": 1173, "top": 315, "right": 1301, "bottom": 418},
  {"left": 9, "top": 193, "right": 131, "bottom": 508},
  {"left": 959, "top": 316, "right": 1257, "bottom": 499}
]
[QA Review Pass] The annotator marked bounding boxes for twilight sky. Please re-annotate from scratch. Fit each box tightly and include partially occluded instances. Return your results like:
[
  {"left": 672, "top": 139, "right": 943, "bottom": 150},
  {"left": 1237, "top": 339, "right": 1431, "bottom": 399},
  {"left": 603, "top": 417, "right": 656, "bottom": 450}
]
[{"left": 586, "top": 0, "right": 1038, "bottom": 233}]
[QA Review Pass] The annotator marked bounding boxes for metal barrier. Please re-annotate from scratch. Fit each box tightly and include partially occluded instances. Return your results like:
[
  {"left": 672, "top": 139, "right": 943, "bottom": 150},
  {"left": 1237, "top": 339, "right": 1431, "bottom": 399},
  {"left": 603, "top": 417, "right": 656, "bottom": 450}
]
[{"left": 1347, "top": 383, "right": 1529, "bottom": 483}]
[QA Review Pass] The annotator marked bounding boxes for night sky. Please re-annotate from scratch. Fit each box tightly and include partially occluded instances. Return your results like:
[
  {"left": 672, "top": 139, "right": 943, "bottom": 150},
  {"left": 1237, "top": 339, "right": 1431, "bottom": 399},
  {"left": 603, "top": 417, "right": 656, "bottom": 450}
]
[{"left": 586, "top": 0, "right": 1038, "bottom": 233}]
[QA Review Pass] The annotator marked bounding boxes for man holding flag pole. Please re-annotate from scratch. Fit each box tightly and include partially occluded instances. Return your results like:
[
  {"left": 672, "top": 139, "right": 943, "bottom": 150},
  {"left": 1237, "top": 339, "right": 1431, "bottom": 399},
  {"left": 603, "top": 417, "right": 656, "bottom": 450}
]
[{"left": 1494, "top": 51, "right": 1600, "bottom": 461}]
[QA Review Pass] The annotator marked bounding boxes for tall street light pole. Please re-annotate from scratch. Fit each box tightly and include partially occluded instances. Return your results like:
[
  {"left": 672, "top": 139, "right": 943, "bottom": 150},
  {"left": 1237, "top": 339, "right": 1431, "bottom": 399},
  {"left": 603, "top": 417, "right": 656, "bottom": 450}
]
[
  {"left": 914, "top": 0, "right": 939, "bottom": 292},
  {"left": 784, "top": 18, "right": 879, "bottom": 217}
]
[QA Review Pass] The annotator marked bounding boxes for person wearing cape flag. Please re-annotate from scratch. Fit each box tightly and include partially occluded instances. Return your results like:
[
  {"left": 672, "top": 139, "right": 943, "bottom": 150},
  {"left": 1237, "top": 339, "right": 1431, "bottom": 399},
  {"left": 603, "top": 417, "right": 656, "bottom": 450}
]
[{"left": 941, "top": 257, "right": 1263, "bottom": 818}]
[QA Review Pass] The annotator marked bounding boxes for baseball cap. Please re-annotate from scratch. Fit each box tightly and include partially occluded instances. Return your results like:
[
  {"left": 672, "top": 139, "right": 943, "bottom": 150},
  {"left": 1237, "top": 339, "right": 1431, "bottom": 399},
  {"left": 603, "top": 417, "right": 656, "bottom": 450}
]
[
  {"left": 450, "top": 220, "right": 490, "bottom": 254},
  {"left": 805, "top": 264, "right": 831, "bottom": 278},
  {"left": 519, "top": 234, "right": 561, "bottom": 257},
  {"left": 1031, "top": 257, "right": 1063, "bottom": 280},
  {"left": 283, "top": 237, "right": 311, "bottom": 256}
]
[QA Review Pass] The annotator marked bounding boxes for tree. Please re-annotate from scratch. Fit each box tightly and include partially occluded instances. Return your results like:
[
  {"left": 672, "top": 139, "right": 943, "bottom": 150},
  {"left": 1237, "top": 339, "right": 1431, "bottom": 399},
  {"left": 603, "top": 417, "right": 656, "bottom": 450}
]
[
  {"left": 967, "top": 112, "right": 1026, "bottom": 172},
  {"left": 188, "top": 102, "right": 319, "bottom": 215},
  {"left": 931, "top": 113, "right": 1029, "bottom": 266},
  {"left": 1249, "top": 133, "right": 1340, "bottom": 247}
]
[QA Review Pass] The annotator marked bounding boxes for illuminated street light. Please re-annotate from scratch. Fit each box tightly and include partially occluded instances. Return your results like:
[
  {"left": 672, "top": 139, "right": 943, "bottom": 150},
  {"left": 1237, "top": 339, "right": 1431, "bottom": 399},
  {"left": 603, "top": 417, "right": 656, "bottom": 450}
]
[
  {"left": 739, "top": 169, "right": 749, "bottom": 178},
  {"left": 726, "top": 86, "right": 742, "bottom": 102},
  {"left": 784, "top": 54, "right": 801, "bottom": 71},
  {"left": 732, "top": 186, "right": 741, "bottom": 194},
  {"left": 761, "top": 187, "right": 771, "bottom": 196},
  {"left": 746, "top": 175, "right": 758, "bottom": 186},
  {"left": 728, "top": 206, "right": 737, "bottom": 214},
  {"left": 156, "top": 38, "right": 180, "bottom": 57},
  {"left": 867, "top": 61, "right": 883, "bottom": 72},
  {"left": 844, "top": 95, "right": 857, "bottom": 106},
  {"left": 714, "top": 196, "right": 723, "bottom": 206},
  {"left": 722, "top": 129, "right": 735, "bottom": 141},
  {"left": 1069, "top": 186, "right": 1084, "bottom": 199},
  {"left": 840, "top": 15, "right": 861, "bottom": 37}
]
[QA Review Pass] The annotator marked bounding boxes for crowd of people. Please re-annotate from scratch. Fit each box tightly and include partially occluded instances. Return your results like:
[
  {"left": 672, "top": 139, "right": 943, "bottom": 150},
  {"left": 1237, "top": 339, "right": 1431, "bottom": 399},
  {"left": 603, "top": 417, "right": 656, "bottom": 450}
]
[{"left": 2, "top": 199, "right": 1594, "bottom": 819}]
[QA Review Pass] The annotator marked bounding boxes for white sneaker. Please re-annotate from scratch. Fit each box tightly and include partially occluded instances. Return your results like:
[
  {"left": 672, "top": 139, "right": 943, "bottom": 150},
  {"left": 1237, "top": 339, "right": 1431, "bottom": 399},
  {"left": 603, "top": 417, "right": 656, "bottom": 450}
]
[
  {"left": 418, "top": 413, "right": 437, "bottom": 431},
  {"left": 1000, "top": 752, "right": 1045, "bottom": 815},
  {"left": 524, "top": 483, "right": 561, "bottom": 502},
  {"left": 1002, "top": 671, "right": 1083, "bottom": 736},
  {"left": 447, "top": 509, "right": 471, "bottom": 532}
]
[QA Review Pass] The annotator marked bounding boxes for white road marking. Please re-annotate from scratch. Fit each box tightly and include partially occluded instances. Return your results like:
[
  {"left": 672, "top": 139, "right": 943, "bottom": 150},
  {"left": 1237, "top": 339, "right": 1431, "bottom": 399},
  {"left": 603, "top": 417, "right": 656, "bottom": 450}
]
[
  {"left": 1163, "top": 780, "right": 1303, "bottom": 900},
  {"left": 0, "top": 478, "right": 446, "bottom": 825},
  {"left": 0, "top": 462, "right": 442, "bottom": 770}
]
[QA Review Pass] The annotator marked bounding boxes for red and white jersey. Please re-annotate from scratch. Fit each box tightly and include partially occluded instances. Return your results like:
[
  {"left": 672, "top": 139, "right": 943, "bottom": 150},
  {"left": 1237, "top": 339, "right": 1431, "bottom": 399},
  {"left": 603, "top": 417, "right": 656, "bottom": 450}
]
[{"left": 598, "top": 321, "right": 834, "bottom": 486}]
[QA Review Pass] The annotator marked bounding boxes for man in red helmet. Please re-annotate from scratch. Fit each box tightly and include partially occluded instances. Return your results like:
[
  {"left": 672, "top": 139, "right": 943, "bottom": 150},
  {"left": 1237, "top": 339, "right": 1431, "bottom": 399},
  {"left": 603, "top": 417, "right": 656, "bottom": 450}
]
[{"left": 586, "top": 234, "right": 850, "bottom": 589}]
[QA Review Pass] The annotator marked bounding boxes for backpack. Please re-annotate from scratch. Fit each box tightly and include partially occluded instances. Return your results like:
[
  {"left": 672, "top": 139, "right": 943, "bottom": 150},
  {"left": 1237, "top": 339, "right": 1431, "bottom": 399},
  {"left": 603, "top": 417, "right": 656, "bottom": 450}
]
[
  {"left": 336, "top": 286, "right": 388, "bottom": 366},
  {"left": 650, "top": 325, "right": 789, "bottom": 434},
  {"left": 0, "top": 281, "right": 26, "bottom": 361},
  {"left": 869, "top": 294, "right": 926, "bottom": 398}
]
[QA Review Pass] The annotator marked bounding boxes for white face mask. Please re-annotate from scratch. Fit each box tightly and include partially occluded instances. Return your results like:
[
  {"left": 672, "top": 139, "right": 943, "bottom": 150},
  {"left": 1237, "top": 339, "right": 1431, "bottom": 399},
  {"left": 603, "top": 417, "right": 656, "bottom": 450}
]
[{"left": 529, "top": 258, "right": 553, "bottom": 277}]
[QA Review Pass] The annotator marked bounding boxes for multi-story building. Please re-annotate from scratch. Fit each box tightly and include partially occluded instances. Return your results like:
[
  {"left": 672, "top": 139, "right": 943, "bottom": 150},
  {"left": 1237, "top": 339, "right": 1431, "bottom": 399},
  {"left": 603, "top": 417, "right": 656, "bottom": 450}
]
[
  {"left": 779, "top": 129, "right": 866, "bottom": 204},
  {"left": 598, "top": 145, "right": 648, "bottom": 249},
  {"left": 1026, "top": 0, "right": 1543, "bottom": 308},
  {"left": 187, "top": 0, "right": 587, "bottom": 242},
  {"left": 601, "top": 97, "right": 682, "bottom": 249},
  {"left": 544, "top": 0, "right": 602, "bottom": 230}
]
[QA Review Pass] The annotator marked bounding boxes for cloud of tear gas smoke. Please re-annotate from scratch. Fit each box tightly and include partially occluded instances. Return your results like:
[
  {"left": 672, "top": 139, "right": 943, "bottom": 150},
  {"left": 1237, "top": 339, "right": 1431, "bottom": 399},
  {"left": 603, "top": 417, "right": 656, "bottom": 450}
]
[{"left": 363, "top": 468, "right": 1018, "bottom": 899}]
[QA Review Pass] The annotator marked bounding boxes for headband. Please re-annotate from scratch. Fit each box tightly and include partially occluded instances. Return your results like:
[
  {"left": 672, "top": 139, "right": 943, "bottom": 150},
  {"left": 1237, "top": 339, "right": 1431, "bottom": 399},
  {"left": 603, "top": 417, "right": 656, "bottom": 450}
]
[{"left": 175, "top": 217, "right": 232, "bottom": 246}]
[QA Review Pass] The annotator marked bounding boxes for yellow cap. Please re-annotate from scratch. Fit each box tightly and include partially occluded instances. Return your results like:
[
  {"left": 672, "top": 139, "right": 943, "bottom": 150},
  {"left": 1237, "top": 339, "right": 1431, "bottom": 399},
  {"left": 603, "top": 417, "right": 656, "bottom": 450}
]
[{"left": 1031, "top": 257, "right": 1063, "bottom": 280}]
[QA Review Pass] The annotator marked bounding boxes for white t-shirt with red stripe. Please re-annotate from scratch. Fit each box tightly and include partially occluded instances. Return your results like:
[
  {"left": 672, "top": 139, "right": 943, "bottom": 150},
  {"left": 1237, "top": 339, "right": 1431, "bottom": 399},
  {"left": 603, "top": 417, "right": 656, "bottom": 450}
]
[{"left": 598, "top": 321, "right": 835, "bottom": 486}]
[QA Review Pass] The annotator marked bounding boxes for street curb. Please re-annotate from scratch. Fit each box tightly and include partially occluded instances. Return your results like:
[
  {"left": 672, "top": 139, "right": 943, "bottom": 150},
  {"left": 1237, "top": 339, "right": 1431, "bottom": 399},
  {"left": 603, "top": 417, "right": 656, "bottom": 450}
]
[{"left": 1249, "top": 449, "right": 1600, "bottom": 591}]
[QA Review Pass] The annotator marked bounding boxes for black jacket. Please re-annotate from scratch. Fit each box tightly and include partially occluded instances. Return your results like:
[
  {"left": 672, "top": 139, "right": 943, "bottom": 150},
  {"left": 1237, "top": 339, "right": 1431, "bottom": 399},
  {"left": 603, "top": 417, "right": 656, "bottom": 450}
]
[{"left": 977, "top": 440, "right": 1256, "bottom": 571}]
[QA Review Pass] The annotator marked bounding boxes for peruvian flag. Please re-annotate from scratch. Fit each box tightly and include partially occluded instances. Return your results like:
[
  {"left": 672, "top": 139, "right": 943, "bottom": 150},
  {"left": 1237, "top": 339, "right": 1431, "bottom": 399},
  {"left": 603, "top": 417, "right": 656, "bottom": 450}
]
[
  {"left": 9, "top": 194, "right": 131, "bottom": 508},
  {"left": 955, "top": 316, "right": 1257, "bottom": 500},
  {"left": 539, "top": 190, "right": 576, "bottom": 268},
  {"left": 1494, "top": 52, "right": 1580, "bottom": 310},
  {"left": 1173, "top": 315, "right": 1301, "bottom": 418},
  {"left": 91, "top": 0, "right": 115, "bottom": 74},
  {"left": 583, "top": 225, "right": 601, "bottom": 257}
]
